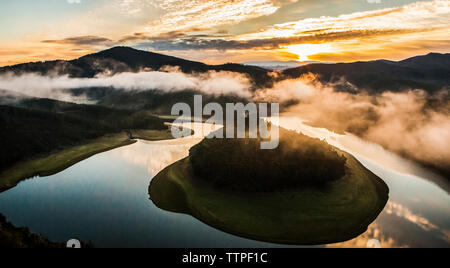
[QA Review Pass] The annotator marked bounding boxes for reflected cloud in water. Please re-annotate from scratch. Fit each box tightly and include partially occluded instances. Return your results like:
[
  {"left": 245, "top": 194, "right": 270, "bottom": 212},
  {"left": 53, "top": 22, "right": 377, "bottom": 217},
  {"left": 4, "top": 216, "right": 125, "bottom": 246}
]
[
  {"left": 328, "top": 223, "right": 407, "bottom": 248},
  {"left": 0, "top": 119, "right": 448, "bottom": 247},
  {"left": 328, "top": 200, "right": 450, "bottom": 248},
  {"left": 110, "top": 122, "right": 220, "bottom": 178},
  {"left": 110, "top": 139, "right": 200, "bottom": 178}
]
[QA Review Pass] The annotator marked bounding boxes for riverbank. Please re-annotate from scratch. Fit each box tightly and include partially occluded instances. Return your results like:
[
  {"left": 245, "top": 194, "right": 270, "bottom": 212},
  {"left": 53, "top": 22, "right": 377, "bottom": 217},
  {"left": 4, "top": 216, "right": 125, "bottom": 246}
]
[
  {"left": 129, "top": 129, "right": 174, "bottom": 141},
  {"left": 0, "top": 122, "right": 197, "bottom": 193},
  {"left": 0, "top": 126, "right": 187, "bottom": 247},
  {"left": 150, "top": 152, "right": 389, "bottom": 245},
  {"left": 128, "top": 125, "right": 194, "bottom": 141},
  {"left": 0, "top": 132, "right": 137, "bottom": 193}
]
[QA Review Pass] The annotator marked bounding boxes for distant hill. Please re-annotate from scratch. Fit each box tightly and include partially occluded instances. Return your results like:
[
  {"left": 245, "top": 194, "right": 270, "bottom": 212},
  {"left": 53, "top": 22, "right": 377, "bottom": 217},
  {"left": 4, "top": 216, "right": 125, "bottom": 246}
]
[
  {"left": 1, "top": 47, "right": 449, "bottom": 94},
  {"left": 397, "top": 53, "right": 450, "bottom": 70},
  {"left": 282, "top": 53, "right": 450, "bottom": 93},
  {"left": 0, "top": 47, "right": 272, "bottom": 88}
]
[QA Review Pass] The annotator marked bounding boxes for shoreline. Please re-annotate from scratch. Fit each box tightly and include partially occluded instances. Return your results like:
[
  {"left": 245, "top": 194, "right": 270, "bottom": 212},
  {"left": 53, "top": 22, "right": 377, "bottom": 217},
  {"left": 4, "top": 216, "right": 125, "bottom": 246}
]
[
  {"left": 150, "top": 152, "right": 389, "bottom": 246},
  {"left": 0, "top": 127, "right": 184, "bottom": 247},
  {"left": 0, "top": 128, "right": 185, "bottom": 194},
  {"left": 0, "top": 132, "right": 136, "bottom": 193}
]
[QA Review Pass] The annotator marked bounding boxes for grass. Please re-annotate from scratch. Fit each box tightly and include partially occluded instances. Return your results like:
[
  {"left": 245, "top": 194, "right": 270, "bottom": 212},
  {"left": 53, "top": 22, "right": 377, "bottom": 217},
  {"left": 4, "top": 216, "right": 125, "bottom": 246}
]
[
  {"left": 0, "top": 123, "right": 198, "bottom": 193},
  {"left": 129, "top": 125, "right": 194, "bottom": 141},
  {"left": 0, "top": 122, "right": 197, "bottom": 193},
  {"left": 149, "top": 151, "right": 389, "bottom": 245},
  {"left": 158, "top": 115, "right": 208, "bottom": 123},
  {"left": 0, "top": 132, "right": 136, "bottom": 193},
  {"left": 129, "top": 129, "right": 175, "bottom": 141}
]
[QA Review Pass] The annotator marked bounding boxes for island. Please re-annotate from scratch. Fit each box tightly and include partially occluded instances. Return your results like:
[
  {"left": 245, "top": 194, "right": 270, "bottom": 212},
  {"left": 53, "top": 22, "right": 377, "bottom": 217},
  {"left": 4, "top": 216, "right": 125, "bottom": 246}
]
[{"left": 150, "top": 127, "right": 389, "bottom": 245}]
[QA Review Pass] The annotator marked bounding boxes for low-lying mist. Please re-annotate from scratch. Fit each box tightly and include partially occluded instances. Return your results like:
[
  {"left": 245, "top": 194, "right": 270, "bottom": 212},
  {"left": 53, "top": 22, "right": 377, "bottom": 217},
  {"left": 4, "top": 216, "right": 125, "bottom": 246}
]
[
  {"left": 0, "top": 68, "right": 252, "bottom": 102},
  {"left": 255, "top": 75, "right": 450, "bottom": 176},
  {"left": 1, "top": 67, "right": 448, "bottom": 176}
]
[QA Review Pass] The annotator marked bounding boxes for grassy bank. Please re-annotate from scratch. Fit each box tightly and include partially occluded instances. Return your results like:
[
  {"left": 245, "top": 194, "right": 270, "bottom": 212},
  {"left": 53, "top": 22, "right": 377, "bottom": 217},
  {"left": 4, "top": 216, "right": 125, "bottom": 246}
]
[
  {"left": 129, "top": 129, "right": 174, "bottom": 141},
  {"left": 0, "top": 126, "right": 186, "bottom": 247},
  {"left": 0, "top": 123, "right": 196, "bottom": 193},
  {"left": 0, "top": 102, "right": 167, "bottom": 173},
  {"left": 0, "top": 132, "right": 136, "bottom": 193},
  {"left": 150, "top": 152, "right": 389, "bottom": 245}
]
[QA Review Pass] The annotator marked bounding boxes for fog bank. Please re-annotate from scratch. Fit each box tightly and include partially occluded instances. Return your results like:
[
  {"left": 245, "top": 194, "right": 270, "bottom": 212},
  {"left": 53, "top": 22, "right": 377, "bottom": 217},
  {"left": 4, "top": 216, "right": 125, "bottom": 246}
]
[
  {"left": 255, "top": 76, "right": 450, "bottom": 173},
  {"left": 0, "top": 69, "right": 252, "bottom": 102}
]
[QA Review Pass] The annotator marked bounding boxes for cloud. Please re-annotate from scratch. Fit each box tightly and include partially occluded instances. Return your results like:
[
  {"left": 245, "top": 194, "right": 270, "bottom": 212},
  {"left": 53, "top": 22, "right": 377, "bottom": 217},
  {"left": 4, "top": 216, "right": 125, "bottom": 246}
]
[
  {"left": 42, "top": 36, "right": 115, "bottom": 46},
  {"left": 121, "top": 0, "right": 450, "bottom": 63},
  {"left": 2, "top": 0, "right": 450, "bottom": 66},
  {"left": 238, "top": 0, "right": 450, "bottom": 40},
  {"left": 0, "top": 69, "right": 252, "bottom": 101},
  {"left": 135, "top": 28, "right": 425, "bottom": 51},
  {"left": 144, "top": 0, "right": 280, "bottom": 35},
  {"left": 67, "top": 0, "right": 81, "bottom": 4}
]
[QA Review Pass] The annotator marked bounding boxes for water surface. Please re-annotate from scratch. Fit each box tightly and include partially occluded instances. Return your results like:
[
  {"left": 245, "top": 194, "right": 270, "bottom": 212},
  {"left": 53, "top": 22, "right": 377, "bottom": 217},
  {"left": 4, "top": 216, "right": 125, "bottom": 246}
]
[{"left": 0, "top": 119, "right": 449, "bottom": 248}]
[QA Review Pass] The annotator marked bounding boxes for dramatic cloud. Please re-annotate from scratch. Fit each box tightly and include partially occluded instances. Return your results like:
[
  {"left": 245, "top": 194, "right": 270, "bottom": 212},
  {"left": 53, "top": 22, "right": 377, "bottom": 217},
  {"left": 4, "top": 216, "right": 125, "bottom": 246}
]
[
  {"left": 136, "top": 28, "right": 424, "bottom": 51},
  {"left": 144, "top": 0, "right": 280, "bottom": 35},
  {"left": 1, "top": 0, "right": 449, "bottom": 66},
  {"left": 238, "top": 0, "right": 450, "bottom": 40},
  {"left": 125, "top": 0, "right": 450, "bottom": 63}
]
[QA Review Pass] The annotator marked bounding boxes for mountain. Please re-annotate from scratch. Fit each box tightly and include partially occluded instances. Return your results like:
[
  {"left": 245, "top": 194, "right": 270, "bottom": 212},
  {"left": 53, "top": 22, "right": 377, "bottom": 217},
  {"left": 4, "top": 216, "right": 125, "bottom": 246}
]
[
  {"left": 1, "top": 47, "right": 449, "bottom": 94},
  {"left": 397, "top": 53, "right": 450, "bottom": 70},
  {"left": 282, "top": 53, "right": 450, "bottom": 93},
  {"left": 0, "top": 46, "right": 272, "bottom": 88}
]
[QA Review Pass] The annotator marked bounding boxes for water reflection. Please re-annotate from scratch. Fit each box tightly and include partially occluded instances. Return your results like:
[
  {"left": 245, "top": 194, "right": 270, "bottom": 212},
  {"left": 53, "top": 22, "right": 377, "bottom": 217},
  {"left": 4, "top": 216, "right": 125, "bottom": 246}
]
[
  {"left": 328, "top": 223, "right": 405, "bottom": 248},
  {"left": 110, "top": 139, "right": 199, "bottom": 177},
  {"left": 0, "top": 120, "right": 448, "bottom": 247},
  {"left": 110, "top": 122, "right": 220, "bottom": 177},
  {"left": 276, "top": 115, "right": 450, "bottom": 248}
]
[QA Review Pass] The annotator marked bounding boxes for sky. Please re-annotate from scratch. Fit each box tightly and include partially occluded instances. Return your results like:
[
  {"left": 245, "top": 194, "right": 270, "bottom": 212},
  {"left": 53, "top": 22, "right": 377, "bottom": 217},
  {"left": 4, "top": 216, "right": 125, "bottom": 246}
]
[{"left": 0, "top": 0, "right": 449, "bottom": 66}]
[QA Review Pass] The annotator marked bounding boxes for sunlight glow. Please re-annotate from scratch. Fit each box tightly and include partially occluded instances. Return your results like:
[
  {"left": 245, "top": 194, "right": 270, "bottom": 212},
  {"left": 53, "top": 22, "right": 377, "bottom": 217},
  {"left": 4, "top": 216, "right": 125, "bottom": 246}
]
[{"left": 284, "top": 43, "right": 333, "bottom": 62}]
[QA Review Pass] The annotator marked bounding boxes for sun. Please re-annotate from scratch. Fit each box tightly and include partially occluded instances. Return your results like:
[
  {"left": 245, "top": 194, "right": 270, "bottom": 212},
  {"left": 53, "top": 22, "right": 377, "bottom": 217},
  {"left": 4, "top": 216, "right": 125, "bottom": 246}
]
[{"left": 284, "top": 43, "right": 333, "bottom": 62}]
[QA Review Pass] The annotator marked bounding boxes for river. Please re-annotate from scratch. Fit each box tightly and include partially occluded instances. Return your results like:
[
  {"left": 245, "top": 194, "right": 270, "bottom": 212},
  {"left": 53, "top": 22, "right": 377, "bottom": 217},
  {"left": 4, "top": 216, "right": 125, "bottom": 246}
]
[{"left": 0, "top": 118, "right": 448, "bottom": 248}]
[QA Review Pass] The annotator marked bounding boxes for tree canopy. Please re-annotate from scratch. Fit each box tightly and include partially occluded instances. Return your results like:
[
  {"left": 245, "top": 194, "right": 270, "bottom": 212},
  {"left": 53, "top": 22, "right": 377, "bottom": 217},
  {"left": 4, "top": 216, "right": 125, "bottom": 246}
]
[{"left": 189, "top": 127, "right": 347, "bottom": 192}]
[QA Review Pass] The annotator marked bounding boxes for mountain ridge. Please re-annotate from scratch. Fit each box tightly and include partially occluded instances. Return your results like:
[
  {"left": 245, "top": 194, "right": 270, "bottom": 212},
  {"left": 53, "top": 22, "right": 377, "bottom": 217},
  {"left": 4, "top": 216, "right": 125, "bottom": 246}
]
[
  {"left": 282, "top": 52, "right": 450, "bottom": 93},
  {"left": 1, "top": 47, "right": 449, "bottom": 93},
  {"left": 0, "top": 46, "right": 272, "bottom": 87}
]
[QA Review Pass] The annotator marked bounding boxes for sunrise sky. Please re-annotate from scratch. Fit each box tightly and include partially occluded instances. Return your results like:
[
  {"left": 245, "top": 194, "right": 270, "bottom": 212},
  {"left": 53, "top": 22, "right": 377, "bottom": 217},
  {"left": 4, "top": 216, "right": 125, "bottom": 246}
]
[{"left": 0, "top": 0, "right": 449, "bottom": 66}]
